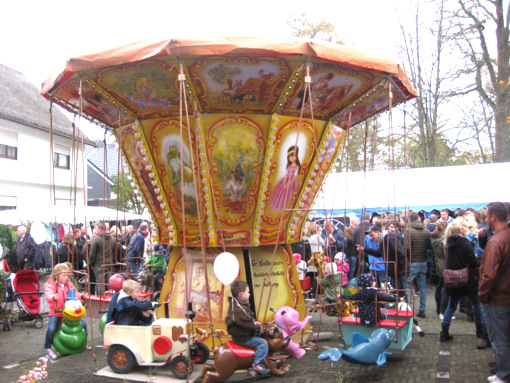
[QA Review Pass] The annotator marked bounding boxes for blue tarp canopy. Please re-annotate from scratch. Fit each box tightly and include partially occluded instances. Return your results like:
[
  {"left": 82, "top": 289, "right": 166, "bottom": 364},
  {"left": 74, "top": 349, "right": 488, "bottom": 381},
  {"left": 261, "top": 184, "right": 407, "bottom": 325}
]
[{"left": 312, "top": 162, "right": 510, "bottom": 218}]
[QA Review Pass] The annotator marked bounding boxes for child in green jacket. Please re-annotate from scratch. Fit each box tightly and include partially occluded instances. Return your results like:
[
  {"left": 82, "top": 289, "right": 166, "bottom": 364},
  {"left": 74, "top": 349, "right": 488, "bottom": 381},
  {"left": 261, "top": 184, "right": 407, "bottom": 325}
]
[{"left": 145, "top": 244, "right": 166, "bottom": 291}]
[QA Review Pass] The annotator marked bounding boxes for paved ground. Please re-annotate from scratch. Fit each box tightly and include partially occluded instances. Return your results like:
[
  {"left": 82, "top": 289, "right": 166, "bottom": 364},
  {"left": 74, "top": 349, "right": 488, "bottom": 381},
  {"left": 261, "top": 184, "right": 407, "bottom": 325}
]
[{"left": 1, "top": 287, "right": 495, "bottom": 383}]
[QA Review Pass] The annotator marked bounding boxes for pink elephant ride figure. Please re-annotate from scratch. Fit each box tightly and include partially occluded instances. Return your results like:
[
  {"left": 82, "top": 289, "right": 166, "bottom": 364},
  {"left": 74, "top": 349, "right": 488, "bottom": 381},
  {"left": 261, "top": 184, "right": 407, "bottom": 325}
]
[{"left": 272, "top": 306, "right": 312, "bottom": 359}]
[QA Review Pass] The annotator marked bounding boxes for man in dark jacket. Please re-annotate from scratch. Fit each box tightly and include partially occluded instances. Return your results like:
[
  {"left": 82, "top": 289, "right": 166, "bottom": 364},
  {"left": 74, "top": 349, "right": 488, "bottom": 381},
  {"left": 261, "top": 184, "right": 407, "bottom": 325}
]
[
  {"left": 405, "top": 211, "right": 432, "bottom": 318},
  {"left": 16, "top": 226, "right": 36, "bottom": 270},
  {"left": 127, "top": 223, "right": 147, "bottom": 275},
  {"left": 89, "top": 223, "right": 116, "bottom": 294},
  {"left": 479, "top": 202, "right": 510, "bottom": 382}
]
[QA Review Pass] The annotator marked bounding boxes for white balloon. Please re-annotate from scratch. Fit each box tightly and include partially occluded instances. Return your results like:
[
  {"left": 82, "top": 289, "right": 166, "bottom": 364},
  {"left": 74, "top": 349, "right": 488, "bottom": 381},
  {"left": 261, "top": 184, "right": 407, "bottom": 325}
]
[
  {"left": 30, "top": 221, "right": 47, "bottom": 245},
  {"left": 214, "top": 252, "right": 239, "bottom": 286}
]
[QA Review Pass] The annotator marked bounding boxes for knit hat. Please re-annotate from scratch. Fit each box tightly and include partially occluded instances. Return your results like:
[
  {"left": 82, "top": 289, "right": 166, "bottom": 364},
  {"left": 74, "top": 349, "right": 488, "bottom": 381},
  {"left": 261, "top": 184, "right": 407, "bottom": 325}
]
[
  {"left": 334, "top": 252, "right": 345, "bottom": 262},
  {"left": 154, "top": 244, "right": 166, "bottom": 253},
  {"left": 358, "top": 273, "right": 376, "bottom": 288},
  {"left": 293, "top": 253, "right": 302, "bottom": 263}
]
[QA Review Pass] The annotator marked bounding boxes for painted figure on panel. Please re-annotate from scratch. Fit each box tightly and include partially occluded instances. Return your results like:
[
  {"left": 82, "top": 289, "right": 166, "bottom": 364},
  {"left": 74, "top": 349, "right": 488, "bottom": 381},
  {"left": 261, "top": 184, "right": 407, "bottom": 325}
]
[
  {"left": 270, "top": 145, "right": 301, "bottom": 211},
  {"left": 166, "top": 145, "right": 196, "bottom": 215},
  {"left": 225, "top": 153, "right": 245, "bottom": 203}
]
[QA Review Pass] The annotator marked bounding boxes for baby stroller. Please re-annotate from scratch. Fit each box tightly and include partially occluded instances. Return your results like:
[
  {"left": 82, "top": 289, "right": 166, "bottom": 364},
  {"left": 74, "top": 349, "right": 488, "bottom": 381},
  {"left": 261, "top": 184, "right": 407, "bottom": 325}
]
[{"left": 12, "top": 269, "right": 44, "bottom": 328}]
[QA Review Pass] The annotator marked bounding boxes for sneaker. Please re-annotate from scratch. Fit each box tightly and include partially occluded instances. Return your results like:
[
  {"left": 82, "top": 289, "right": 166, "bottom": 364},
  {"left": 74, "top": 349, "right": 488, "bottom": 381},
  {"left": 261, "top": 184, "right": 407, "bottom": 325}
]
[
  {"left": 438, "top": 314, "right": 455, "bottom": 320},
  {"left": 46, "top": 348, "right": 57, "bottom": 360},
  {"left": 250, "top": 363, "right": 270, "bottom": 375}
]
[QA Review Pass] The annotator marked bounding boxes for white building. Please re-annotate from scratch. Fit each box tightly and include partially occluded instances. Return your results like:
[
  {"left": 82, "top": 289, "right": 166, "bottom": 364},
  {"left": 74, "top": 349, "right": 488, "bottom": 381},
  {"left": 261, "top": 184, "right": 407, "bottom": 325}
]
[{"left": 0, "top": 63, "right": 93, "bottom": 214}]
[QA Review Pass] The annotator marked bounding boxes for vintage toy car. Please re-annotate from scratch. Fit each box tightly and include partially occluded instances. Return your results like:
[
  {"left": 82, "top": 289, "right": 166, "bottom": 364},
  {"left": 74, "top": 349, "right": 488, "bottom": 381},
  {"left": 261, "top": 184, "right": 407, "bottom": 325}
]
[{"left": 103, "top": 317, "right": 208, "bottom": 379}]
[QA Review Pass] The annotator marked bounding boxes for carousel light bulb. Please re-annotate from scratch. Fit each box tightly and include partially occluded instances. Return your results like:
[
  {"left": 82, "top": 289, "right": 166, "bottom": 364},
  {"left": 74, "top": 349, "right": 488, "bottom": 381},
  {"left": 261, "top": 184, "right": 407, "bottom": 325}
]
[
  {"left": 314, "top": 164, "right": 319, "bottom": 170},
  {"left": 265, "top": 161, "right": 271, "bottom": 167},
  {"left": 308, "top": 180, "right": 314, "bottom": 185},
  {"left": 256, "top": 217, "right": 262, "bottom": 223},
  {"left": 206, "top": 210, "right": 212, "bottom": 216},
  {"left": 254, "top": 232, "right": 260, "bottom": 237},
  {"left": 140, "top": 148, "right": 146, "bottom": 154},
  {"left": 160, "top": 203, "right": 166, "bottom": 208},
  {"left": 205, "top": 202, "right": 211, "bottom": 208},
  {"left": 273, "top": 117, "right": 279, "bottom": 124},
  {"left": 169, "top": 232, "right": 174, "bottom": 237},
  {"left": 202, "top": 178, "right": 207, "bottom": 184},
  {"left": 203, "top": 186, "right": 209, "bottom": 193},
  {"left": 254, "top": 240, "right": 260, "bottom": 246},
  {"left": 263, "top": 178, "right": 268, "bottom": 184},
  {"left": 199, "top": 153, "right": 205, "bottom": 158},
  {"left": 208, "top": 225, "right": 213, "bottom": 231},
  {"left": 154, "top": 188, "right": 161, "bottom": 194},
  {"left": 169, "top": 225, "right": 174, "bottom": 230},
  {"left": 142, "top": 156, "right": 148, "bottom": 162},
  {"left": 311, "top": 171, "right": 317, "bottom": 177},
  {"left": 134, "top": 189, "right": 139, "bottom": 194},
  {"left": 148, "top": 172, "right": 155, "bottom": 178},
  {"left": 196, "top": 126, "right": 202, "bottom": 133},
  {"left": 201, "top": 161, "right": 206, "bottom": 167},
  {"left": 299, "top": 202, "right": 305, "bottom": 207},
  {"left": 198, "top": 144, "right": 204, "bottom": 150},
  {"left": 258, "top": 209, "right": 263, "bottom": 215},
  {"left": 201, "top": 169, "right": 207, "bottom": 175},
  {"left": 204, "top": 194, "right": 210, "bottom": 200},
  {"left": 269, "top": 135, "right": 275, "bottom": 142},
  {"left": 261, "top": 186, "right": 268, "bottom": 192},
  {"left": 259, "top": 202, "right": 265, "bottom": 208},
  {"left": 271, "top": 126, "right": 277, "bottom": 133},
  {"left": 207, "top": 218, "right": 212, "bottom": 223},
  {"left": 255, "top": 225, "right": 261, "bottom": 230},
  {"left": 151, "top": 180, "right": 157, "bottom": 186},
  {"left": 130, "top": 182, "right": 135, "bottom": 187},
  {"left": 289, "top": 230, "right": 295, "bottom": 235},
  {"left": 264, "top": 169, "right": 270, "bottom": 176},
  {"left": 268, "top": 144, "right": 274, "bottom": 150},
  {"left": 137, "top": 140, "right": 144, "bottom": 147},
  {"left": 163, "top": 211, "right": 168, "bottom": 216},
  {"left": 165, "top": 218, "right": 170, "bottom": 223},
  {"left": 169, "top": 240, "right": 174, "bottom": 245},
  {"left": 157, "top": 196, "right": 163, "bottom": 201},
  {"left": 267, "top": 152, "right": 273, "bottom": 159},
  {"left": 134, "top": 132, "right": 141, "bottom": 138},
  {"left": 260, "top": 194, "right": 266, "bottom": 200},
  {"left": 146, "top": 164, "right": 152, "bottom": 170},
  {"left": 208, "top": 232, "right": 214, "bottom": 238},
  {"left": 127, "top": 175, "right": 132, "bottom": 180},
  {"left": 168, "top": 226, "right": 172, "bottom": 231}
]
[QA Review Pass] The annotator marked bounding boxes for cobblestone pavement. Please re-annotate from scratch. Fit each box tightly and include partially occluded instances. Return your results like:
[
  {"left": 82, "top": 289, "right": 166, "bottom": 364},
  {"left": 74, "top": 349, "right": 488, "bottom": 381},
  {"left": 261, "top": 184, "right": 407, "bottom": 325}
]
[{"left": 1, "top": 287, "right": 495, "bottom": 383}]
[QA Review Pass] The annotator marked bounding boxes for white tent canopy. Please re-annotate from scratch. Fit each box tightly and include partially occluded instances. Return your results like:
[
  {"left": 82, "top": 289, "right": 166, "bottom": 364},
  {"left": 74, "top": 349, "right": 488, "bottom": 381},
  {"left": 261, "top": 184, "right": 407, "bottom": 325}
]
[
  {"left": 312, "top": 162, "right": 510, "bottom": 216},
  {"left": 0, "top": 205, "right": 150, "bottom": 226}
]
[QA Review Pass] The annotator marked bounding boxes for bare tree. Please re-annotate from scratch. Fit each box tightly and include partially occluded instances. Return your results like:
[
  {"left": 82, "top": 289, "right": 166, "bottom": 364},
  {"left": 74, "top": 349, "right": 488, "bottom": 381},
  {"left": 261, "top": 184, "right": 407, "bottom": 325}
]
[
  {"left": 398, "top": 0, "right": 470, "bottom": 167},
  {"left": 455, "top": 0, "right": 510, "bottom": 162},
  {"left": 287, "top": 14, "right": 344, "bottom": 44}
]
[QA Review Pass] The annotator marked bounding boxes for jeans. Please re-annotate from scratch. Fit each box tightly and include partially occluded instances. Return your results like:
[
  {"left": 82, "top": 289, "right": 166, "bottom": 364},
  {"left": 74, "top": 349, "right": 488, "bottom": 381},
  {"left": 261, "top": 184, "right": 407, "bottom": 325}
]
[
  {"left": 442, "top": 294, "right": 484, "bottom": 327},
  {"left": 483, "top": 305, "right": 510, "bottom": 380},
  {"left": 44, "top": 316, "right": 88, "bottom": 349},
  {"left": 397, "top": 273, "right": 412, "bottom": 305},
  {"left": 434, "top": 282, "right": 449, "bottom": 315},
  {"left": 239, "top": 336, "right": 268, "bottom": 365},
  {"left": 346, "top": 255, "right": 358, "bottom": 280},
  {"left": 411, "top": 262, "right": 427, "bottom": 311},
  {"left": 154, "top": 272, "right": 165, "bottom": 290}
]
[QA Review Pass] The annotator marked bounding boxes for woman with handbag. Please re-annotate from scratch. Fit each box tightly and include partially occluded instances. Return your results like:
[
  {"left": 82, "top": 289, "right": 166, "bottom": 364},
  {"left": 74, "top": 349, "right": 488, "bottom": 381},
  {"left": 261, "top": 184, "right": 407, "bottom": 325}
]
[{"left": 439, "top": 220, "right": 491, "bottom": 349}]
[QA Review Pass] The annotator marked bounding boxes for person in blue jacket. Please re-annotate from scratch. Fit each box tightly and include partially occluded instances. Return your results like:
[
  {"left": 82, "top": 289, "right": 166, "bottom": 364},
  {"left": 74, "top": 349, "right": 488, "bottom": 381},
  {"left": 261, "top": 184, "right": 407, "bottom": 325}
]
[{"left": 114, "top": 279, "right": 155, "bottom": 325}]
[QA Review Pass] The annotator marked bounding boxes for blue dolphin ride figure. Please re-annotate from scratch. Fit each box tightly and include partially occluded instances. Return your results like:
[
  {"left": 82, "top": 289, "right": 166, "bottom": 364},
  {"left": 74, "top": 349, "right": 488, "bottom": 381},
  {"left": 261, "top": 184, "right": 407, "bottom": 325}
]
[{"left": 318, "top": 328, "right": 396, "bottom": 366}]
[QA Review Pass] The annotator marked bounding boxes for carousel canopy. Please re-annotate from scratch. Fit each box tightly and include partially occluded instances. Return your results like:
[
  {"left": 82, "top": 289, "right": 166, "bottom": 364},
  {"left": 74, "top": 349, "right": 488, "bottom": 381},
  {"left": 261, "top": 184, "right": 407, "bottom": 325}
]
[{"left": 41, "top": 37, "right": 416, "bottom": 247}]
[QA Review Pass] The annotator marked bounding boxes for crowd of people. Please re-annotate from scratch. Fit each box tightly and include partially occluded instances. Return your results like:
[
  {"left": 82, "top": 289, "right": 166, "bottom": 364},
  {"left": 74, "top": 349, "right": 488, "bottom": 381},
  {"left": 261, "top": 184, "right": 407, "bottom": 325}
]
[
  {"left": 295, "top": 202, "right": 510, "bottom": 383},
  {"left": 14, "top": 221, "right": 170, "bottom": 295}
]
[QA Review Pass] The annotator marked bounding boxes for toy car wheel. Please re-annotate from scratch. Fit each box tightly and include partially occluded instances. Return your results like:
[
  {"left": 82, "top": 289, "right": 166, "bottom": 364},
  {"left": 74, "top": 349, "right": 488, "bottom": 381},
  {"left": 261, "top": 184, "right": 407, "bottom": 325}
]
[
  {"left": 108, "top": 344, "right": 136, "bottom": 374},
  {"left": 169, "top": 355, "right": 192, "bottom": 379},
  {"left": 191, "top": 342, "right": 210, "bottom": 364},
  {"left": 34, "top": 319, "right": 43, "bottom": 329}
]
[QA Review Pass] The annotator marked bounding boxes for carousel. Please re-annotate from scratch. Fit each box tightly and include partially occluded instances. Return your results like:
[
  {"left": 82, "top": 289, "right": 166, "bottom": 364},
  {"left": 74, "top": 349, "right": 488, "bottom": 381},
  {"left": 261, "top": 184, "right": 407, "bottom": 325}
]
[{"left": 41, "top": 36, "right": 417, "bottom": 378}]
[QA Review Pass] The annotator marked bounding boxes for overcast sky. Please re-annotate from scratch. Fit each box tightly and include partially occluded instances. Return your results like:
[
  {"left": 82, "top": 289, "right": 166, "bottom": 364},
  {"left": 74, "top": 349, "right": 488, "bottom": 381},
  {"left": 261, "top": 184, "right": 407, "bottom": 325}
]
[{"left": 1, "top": 0, "right": 405, "bottom": 86}]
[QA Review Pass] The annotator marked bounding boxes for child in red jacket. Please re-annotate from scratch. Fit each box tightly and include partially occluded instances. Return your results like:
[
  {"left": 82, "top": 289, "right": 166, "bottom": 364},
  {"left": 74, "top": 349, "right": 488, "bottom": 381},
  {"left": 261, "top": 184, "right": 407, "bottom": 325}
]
[{"left": 44, "top": 263, "right": 89, "bottom": 359}]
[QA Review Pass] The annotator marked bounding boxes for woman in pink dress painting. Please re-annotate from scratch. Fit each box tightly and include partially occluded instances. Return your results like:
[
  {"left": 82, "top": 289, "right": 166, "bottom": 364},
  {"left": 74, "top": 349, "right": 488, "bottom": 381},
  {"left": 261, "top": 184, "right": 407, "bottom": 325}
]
[{"left": 270, "top": 145, "right": 301, "bottom": 211}]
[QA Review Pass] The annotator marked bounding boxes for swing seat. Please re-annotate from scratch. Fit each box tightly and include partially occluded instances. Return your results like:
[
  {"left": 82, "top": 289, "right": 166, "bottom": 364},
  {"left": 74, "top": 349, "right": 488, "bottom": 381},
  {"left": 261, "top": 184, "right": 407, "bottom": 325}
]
[{"left": 227, "top": 340, "right": 255, "bottom": 358}]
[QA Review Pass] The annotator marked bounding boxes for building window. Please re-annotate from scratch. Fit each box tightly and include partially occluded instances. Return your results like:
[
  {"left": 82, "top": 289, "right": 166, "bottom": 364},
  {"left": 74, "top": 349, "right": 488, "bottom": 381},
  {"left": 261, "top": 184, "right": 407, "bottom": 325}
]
[
  {"left": 0, "top": 128, "right": 18, "bottom": 160},
  {"left": 0, "top": 195, "right": 16, "bottom": 211},
  {"left": 0, "top": 144, "right": 17, "bottom": 159},
  {"left": 54, "top": 152, "right": 70, "bottom": 169}
]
